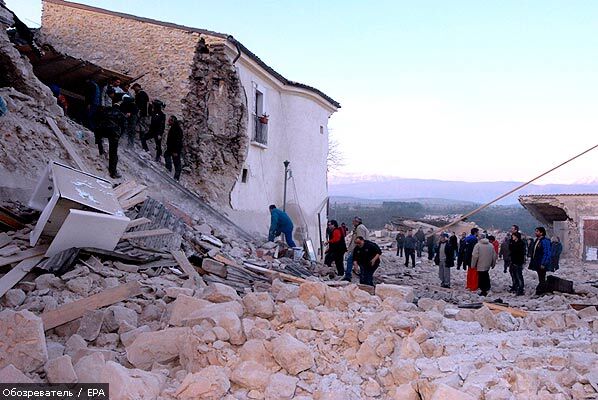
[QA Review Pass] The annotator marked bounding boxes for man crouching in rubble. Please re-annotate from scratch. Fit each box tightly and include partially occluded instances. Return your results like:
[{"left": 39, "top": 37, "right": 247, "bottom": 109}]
[
  {"left": 352, "top": 236, "right": 382, "bottom": 286},
  {"left": 97, "top": 87, "right": 125, "bottom": 179},
  {"left": 268, "top": 205, "right": 296, "bottom": 248}
]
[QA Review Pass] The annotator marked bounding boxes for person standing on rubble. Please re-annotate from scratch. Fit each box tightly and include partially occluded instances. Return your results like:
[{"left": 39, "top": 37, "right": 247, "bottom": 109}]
[
  {"left": 268, "top": 205, "right": 296, "bottom": 247},
  {"left": 119, "top": 94, "right": 138, "bottom": 148},
  {"left": 434, "top": 232, "right": 455, "bottom": 288},
  {"left": 395, "top": 230, "right": 405, "bottom": 257},
  {"left": 147, "top": 100, "right": 166, "bottom": 162},
  {"left": 457, "top": 232, "right": 467, "bottom": 269},
  {"left": 131, "top": 83, "right": 150, "bottom": 148},
  {"left": 550, "top": 236, "right": 562, "bottom": 271},
  {"left": 426, "top": 228, "right": 436, "bottom": 261},
  {"left": 343, "top": 217, "right": 369, "bottom": 281},
  {"left": 471, "top": 233, "right": 497, "bottom": 296},
  {"left": 164, "top": 115, "right": 184, "bottom": 181},
  {"left": 96, "top": 87, "right": 125, "bottom": 179},
  {"left": 403, "top": 230, "right": 417, "bottom": 268},
  {"left": 352, "top": 236, "right": 382, "bottom": 286},
  {"left": 464, "top": 228, "right": 480, "bottom": 291},
  {"left": 324, "top": 220, "right": 347, "bottom": 277},
  {"left": 415, "top": 227, "right": 425, "bottom": 258},
  {"left": 509, "top": 231, "right": 526, "bottom": 296},
  {"left": 529, "top": 227, "right": 552, "bottom": 295}
]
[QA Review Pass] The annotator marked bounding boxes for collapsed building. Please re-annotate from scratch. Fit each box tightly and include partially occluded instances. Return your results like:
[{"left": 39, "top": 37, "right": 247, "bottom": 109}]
[
  {"left": 2, "top": 1, "right": 598, "bottom": 398},
  {"left": 519, "top": 193, "right": 598, "bottom": 262},
  {"left": 39, "top": 0, "right": 340, "bottom": 251}
]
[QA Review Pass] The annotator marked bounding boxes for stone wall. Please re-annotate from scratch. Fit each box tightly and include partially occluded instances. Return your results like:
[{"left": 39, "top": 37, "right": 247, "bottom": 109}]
[
  {"left": 41, "top": 1, "right": 250, "bottom": 204},
  {"left": 41, "top": 1, "right": 199, "bottom": 118},
  {"left": 182, "top": 42, "right": 248, "bottom": 205}
]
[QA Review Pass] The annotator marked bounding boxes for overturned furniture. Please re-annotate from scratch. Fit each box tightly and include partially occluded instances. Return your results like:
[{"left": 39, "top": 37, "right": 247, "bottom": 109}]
[{"left": 28, "top": 161, "right": 129, "bottom": 257}]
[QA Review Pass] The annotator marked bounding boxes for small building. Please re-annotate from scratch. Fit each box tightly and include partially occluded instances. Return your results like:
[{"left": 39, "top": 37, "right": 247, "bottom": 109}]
[
  {"left": 40, "top": 0, "right": 340, "bottom": 248},
  {"left": 519, "top": 194, "right": 598, "bottom": 261}
]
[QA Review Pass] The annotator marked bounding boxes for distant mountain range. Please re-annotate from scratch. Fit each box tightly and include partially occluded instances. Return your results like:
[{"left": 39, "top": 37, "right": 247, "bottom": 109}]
[{"left": 328, "top": 177, "right": 598, "bottom": 205}]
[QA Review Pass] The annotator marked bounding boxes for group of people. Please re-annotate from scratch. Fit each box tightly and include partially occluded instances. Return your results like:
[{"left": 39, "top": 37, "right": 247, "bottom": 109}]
[
  {"left": 322, "top": 217, "right": 382, "bottom": 286},
  {"left": 396, "top": 224, "right": 563, "bottom": 296},
  {"left": 80, "top": 77, "right": 184, "bottom": 180}
]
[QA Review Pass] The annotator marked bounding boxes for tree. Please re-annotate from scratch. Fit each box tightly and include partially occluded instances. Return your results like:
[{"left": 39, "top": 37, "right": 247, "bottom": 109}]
[{"left": 327, "top": 132, "right": 344, "bottom": 172}]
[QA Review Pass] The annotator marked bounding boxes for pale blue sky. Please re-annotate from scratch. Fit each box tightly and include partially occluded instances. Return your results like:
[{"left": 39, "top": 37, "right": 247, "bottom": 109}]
[{"left": 7, "top": 0, "right": 598, "bottom": 184}]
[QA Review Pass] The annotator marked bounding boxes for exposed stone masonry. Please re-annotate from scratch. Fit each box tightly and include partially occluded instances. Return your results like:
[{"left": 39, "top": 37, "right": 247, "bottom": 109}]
[{"left": 182, "top": 41, "right": 248, "bottom": 205}]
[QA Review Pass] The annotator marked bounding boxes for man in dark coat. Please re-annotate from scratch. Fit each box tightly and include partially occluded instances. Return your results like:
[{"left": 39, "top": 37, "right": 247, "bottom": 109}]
[
  {"left": 457, "top": 232, "right": 467, "bottom": 269},
  {"left": 509, "top": 231, "right": 526, "bottom": 295},
  {"left": 426, "top": 229, "right": 436, "bottom": 261},
  {"left": 164, "top": 115, "right": 184, "bottom": 181},
  {"left": 352, "top": 236, "right": 382, "bottom": 286},
  {"left": 529, "top": 226, "right": 552, "bottom": 295},
  {"left": 119, "top": 94, "right": 138, "bottom": 148},
  {"left": 146, "top": 100, "right": 166, "bottom": 161},
  {"left": 96, "top": 87, "right": 125, "bottom": 179},
  {"left": 434, "top": 233, "right": 455, "bottom": 288},
  {"left": 403, "top": 230, "right": 417, "bottom": 268},
  {"left": 463, "top": 228, "right": 479, "bottom": 271},
  {"left": 414, "top": 227, "right": 425, "bottom": 258},
  {"left": 395, "top": 231, "right": 405, "bottom": 257}
]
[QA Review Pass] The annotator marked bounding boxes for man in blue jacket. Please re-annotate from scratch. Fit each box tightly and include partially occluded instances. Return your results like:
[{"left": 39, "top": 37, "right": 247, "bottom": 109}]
[
  {"left": 529, "top": 226, "right": 552, "bottom": 295},
  {"left": 268, "top": 205, "right": 296, "bottom": 247}
]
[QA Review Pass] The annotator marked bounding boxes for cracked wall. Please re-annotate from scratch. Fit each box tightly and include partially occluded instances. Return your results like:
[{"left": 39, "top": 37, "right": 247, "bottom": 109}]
[{"left": 182, "top": 41, "right": 248, "bottom": 205}]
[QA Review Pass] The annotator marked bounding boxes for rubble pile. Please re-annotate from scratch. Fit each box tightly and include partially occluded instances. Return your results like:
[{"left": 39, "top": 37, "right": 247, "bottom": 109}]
[{"left": 1, "top": 236, "right": 598, "bottom": 399}]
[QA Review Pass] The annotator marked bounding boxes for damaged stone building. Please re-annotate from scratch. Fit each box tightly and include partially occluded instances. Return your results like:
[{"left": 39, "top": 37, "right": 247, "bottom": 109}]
[
  {"left": 519, "top": 193, "right": 598, "bottom": 262},
  {"left": 40, "top": 0, "right": 340, "bottom": 247}
]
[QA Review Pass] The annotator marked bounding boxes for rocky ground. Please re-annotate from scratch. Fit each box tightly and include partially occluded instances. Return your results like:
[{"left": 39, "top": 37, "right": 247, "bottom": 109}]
[{"left": 1, "top": 220, "right": 598, "bottom": 399}]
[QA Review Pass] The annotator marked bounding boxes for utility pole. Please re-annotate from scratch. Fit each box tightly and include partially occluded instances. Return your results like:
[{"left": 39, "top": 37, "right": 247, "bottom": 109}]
[{"left": 283, "top": 160, "right": 290, "bottom": 211}]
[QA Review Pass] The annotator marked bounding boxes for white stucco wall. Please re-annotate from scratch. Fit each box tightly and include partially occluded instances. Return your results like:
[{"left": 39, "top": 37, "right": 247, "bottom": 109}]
[{"left": 229, "top": 54, "right": 336, "bottom": 248}]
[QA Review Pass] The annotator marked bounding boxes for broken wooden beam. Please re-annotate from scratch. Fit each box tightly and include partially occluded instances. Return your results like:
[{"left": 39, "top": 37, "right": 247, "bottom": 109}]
[
  {"left": 483, "top": 302, "right": 528, "bottom": 318},
  {"left": 120, "top": 192, "right": 148, "bottom": 210},
  {"left": 171, "top": 250, "right": 206, "bottom": 288},
  {"left": 121, "top": 228, "right": 172, "bottom": 240},
  {"left": 242, "top": 262, "right": 307, "bottom": 285},
  {"left": 569, "top": 304, "right": 598, "bottom": 311},
  {"left": 114, "top": 180, "right": 138, "bottom": 198},
  {"left": 0, "top": 245, "right": 48, "bottom": 268},
  {"left": 126, "top": 217, "right": 152, "bottom": 230},
  {"left": 41, "top": 281, "right": 142, "bottom": 330},
  {"left": 45, "top": 117, "right": 87, "bottom": 172},
  {"left": 0, "top": 255, "right": 44, "bottom": 298}
]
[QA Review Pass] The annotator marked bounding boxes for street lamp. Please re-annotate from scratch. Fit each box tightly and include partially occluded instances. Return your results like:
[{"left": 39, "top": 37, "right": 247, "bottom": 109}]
[{"left": 283, "top": 160, "right": 290, "bottom": 211}]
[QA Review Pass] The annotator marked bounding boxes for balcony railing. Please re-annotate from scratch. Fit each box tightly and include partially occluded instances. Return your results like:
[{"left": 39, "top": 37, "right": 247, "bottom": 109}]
[{"left": 253, "top": 115, "right": 268, "bottom": 145}]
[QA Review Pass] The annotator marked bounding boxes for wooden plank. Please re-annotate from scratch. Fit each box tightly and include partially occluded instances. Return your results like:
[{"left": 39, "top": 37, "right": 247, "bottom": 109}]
[
  {"left": 120, "top": 191, "right": 148, "bottom": 210},
  {"left": 242, "top": 262, "right": 307, "bottom": 284},
  {"left": 170, "top": 250, "right": 206, "bottom": 288},
  {"left": 0, "top": 245, "right": 48, "bottom": 268},
  {"left": 127, "top": 217, "right": 152, "bottom": 230},
  {"left": 0, "top": 255, "right": 44, "bottom": 298},
  {"left": 114, "top": 181, "right": 138, "bottom": 198},
  {"left": 45, "top": 117, "right": 87, "bottom": 172},
  {"left": 121, "top": 228, "right": 172, "bottom": 240},
  {"left": 41, "top": 281, "right": 142, "bottom": 331},
  {"left": 483, "top": 302, "right": 528, "bottom": 318},
  {"left": 119, "top": 185, "right": 147, "bottom": 202},
  {"left": 570, "top": 304, "right": 598, "bottom": 311}
]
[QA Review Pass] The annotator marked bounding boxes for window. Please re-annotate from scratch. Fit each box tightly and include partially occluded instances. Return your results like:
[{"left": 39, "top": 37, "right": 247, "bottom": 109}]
[
  {"left": 320, "top": 125, "right": 324, "bottom": 134},
  {"left": 241, "top": 168, "right": 248, "bottom": 183},
  {"left": 253, "top": 88, "right": 267, "bottom": 145}
]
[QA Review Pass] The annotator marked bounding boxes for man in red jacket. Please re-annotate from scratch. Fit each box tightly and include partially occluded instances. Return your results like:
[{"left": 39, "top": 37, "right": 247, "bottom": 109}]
[{"left": 324, "top": 220, "right": 347, "bottom": 276}]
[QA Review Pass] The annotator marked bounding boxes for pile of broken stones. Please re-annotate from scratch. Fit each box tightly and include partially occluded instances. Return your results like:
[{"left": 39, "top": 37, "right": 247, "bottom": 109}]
[{"left": 2, "top": 267, "right": 598, "bottom": 399}]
